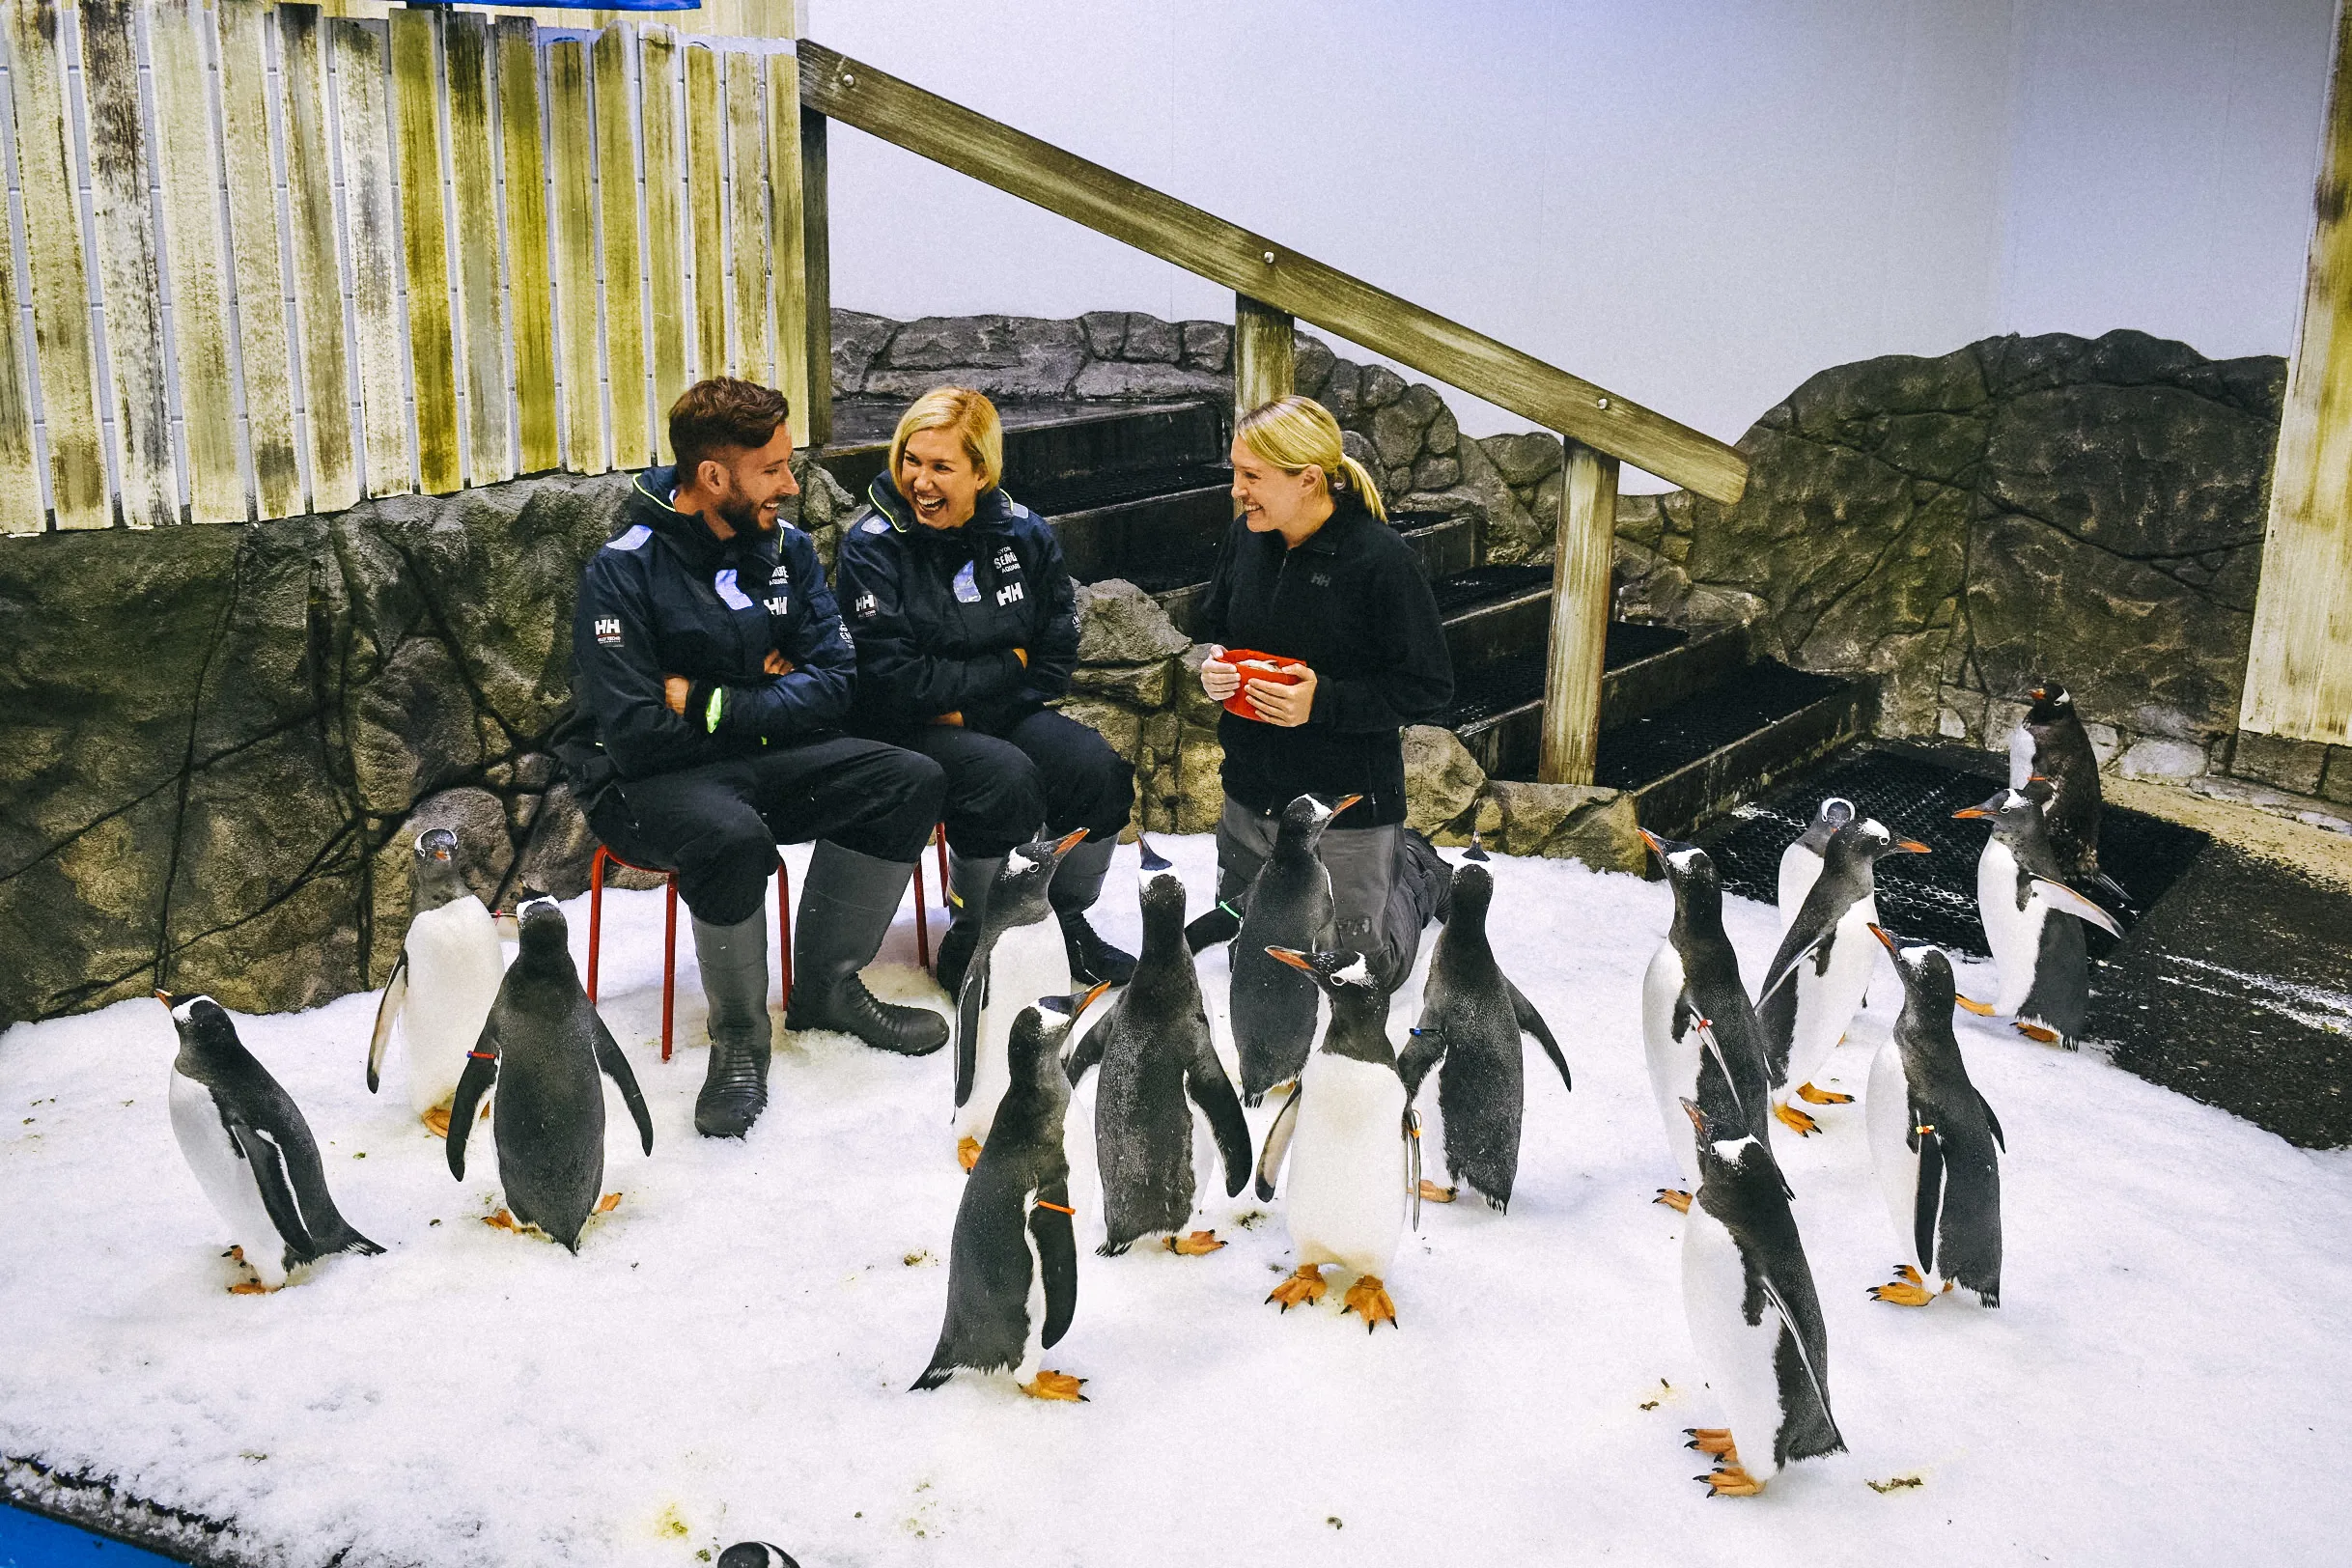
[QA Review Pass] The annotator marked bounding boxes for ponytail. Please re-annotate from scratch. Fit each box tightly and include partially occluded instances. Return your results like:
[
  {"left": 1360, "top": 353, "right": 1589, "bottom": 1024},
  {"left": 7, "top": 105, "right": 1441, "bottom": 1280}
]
[{"left": 1236, "top": 395, "right": 1387, "bottom": 522}]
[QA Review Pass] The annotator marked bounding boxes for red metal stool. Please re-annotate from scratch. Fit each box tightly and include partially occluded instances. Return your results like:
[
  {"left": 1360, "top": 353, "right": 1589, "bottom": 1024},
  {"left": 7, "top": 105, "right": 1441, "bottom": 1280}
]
[
  {"left": 910, "top": 823, "right": 949, "bottom": 969},
  {"left": 586, "top": 845, "right": 791, "bottom": 1063}
]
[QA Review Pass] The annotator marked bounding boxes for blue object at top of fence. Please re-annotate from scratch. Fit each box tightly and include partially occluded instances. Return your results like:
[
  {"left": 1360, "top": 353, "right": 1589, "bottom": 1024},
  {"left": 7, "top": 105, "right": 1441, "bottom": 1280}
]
[
  {"left": 0, "top": 1503, "right": 184, "bottom": 1566},
  {"left": 470, "top": 1, "right": 704, "bottom": 10}
]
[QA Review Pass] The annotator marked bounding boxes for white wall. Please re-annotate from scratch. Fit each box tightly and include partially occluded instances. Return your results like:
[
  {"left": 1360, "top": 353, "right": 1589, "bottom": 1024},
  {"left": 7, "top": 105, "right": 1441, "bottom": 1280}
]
[{"left": 803, "top": 0, "right": 2333, "bottom": 484}]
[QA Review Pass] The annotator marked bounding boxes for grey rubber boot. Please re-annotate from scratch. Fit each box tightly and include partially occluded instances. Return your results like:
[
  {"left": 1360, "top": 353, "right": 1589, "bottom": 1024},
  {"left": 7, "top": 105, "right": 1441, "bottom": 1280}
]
[
  {"left": 691, "top": 910, "right": 772, "bottom": 1138},
  {"left": 933, "top": 851, "right": 1001, "bottom": 999},
  {"left": 1050, "top": 833, "right": 1135, "bottom": 987},
  {"left": 783, "top": 841, "right": 951, "bottom": 1056}
]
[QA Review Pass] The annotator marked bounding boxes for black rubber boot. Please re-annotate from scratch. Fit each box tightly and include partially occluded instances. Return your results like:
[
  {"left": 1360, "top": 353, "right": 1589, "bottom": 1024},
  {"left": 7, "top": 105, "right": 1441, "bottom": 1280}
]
[
  {"left": 690, "top": 910, "right": 772, "bottom": 1138},
  {"left": 934, "top": 851, "right": 1001, "bottom": 999},
  {"left": 1404, "top": 827, "right": 1453, "bottom": 926},
  {"left": 783, "top": 841, "right": 950, "bottom": 1056},
  {"left": 1183, "top": 900, "right": 1243, "bottom": 955},
  {"left": 1050, "top": 833, "right": 1134, "bottom": 986}
]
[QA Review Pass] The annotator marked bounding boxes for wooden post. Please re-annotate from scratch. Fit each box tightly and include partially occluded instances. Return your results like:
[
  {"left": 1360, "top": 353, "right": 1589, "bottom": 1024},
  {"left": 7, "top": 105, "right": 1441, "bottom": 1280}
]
[
  {"left": 2241, "top": 0, "right": 2352, "bottom": 746},
  {"left": 767, "top": 42, "right": 813, "bottom": 448},
  {"left": 798, "top": 101, "right": 831, "bottom": 448},
  {"left": 1537, "top": 440, "right": 1617, "bottom": 786},
  {"left": 1233, "top": 294, "right": 1293, "bottom": 418}
]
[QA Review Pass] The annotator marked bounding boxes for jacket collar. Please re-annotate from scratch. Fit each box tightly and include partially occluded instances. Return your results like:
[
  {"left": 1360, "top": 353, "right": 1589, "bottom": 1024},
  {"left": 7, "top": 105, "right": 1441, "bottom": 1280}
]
[
  {"left": 865, "top": 473, "right": 1019, "bottom": 536},
  {"left": 1261, "top": 491, "right": 1369, "bottom": 557},
  {"left": 629, "top": 465, "right": 775, "bottom": 573}
]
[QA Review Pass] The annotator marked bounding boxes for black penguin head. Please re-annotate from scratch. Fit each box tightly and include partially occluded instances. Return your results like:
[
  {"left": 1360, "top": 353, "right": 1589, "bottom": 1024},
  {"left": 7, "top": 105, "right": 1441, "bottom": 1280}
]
[
  {"left": 1275, "top": 792, "right": 1358, "bottom": 849},
  {"left": 1825, "top": 817, "right": 1931, "bottom": 874},
  {"left": 716, "top": 1545, "right": 801, "bottom": 1568},
  {"left": 157, "top": 990, "right": 236, "bottom": 1047},
  {"left": 1680, "top": 1097, "right": 1784, "bottom": 1201},
  {"left": 1449, "top": 859, "right": 1494, "bottom": 921},
  {"left": 1797, "top": 797, "right": 1855, "bottom": 853},
  {"left": 411, "top": 826, "right": 473, "bottom": 905},
  {"left": 1868, "top": 923, "right": 1957, "bottom": 1007},
  {"left": 1639, "top": 829, "right": 1722, "bottom": 913},
  {"left": 1014, "top": 982, "right": 1110, "bottom": 1081},
  {"left": 993, "top": 828, "right": 1089, "bottom": 922},
  {"left": 514, "top": 897, "right": 571, "bottom": 967},
  {"left": 1954, "top": 785, "right": 2047, "bottom": 844},
  {"left": 1264, "top": 946, "right": 1379, "bottom": 995},
  {"left": 2026, "top": 681, "right": 2073, "bottom": 721}
]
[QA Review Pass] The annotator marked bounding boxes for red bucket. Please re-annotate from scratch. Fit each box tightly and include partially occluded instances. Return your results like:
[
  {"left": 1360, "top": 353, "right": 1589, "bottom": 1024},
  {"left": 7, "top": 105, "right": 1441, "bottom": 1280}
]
[{"left": 1219, "top": 649, "right": 1302, "bottom": 721}]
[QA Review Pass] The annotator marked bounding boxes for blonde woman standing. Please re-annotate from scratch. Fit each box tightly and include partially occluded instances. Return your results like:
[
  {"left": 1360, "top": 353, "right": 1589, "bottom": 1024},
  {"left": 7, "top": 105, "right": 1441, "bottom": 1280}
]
[
  {"left": 832, "top": 388, "right": 1137, "bottom": 994},
  {"left": 1192, "top": 396, "right": 1455, "bottom": 987}
]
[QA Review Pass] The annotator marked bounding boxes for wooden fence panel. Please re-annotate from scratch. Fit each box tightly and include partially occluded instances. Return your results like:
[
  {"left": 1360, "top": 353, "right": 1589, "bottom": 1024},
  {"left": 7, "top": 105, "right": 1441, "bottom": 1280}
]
[
  {"left": 390, "top": 6, "right": 459, "bottom": 493},
  {"left": 279, "top": 2, "right": 357, "bottom": 513},
  {"left": 594, "top": 20, "right": 647, "bottom": 467},
  {"left": 443, "top": 9, "right": 509, "bottom": 486},
  {"left": 0, "top": 0, "right": 87, "bottom": 531},
  {"left": 766, "top": 44, "right": 808, "bottom": 445},
  {"left": 330, "top": 16, "right": 410, "bottom": 497},
  {"left": 146, "top": 0, "right": 238, "bottom": 522},
  {"left": 217, "top": 0, "right": 301, "bottom": 518},
  {"left": 79, "top": 0, "right": 176, "bottom": 526},
  {"left": 546, "top": 38, "right": 602, "bottom": 473},
  {"left": 684, "top": 41, "right": 721, "bottom": 378},
  {"left": 723, "top": 47, "right": 765, "bottom": 383},
  {"left": 495, "top": 14, "right": 556, "bottom": 474},
  {"left": 0, "top": 135, "right": 37, "bottom": 532},
  {"left": 638, "top": 21, "right": 685, "bottom": 460}
]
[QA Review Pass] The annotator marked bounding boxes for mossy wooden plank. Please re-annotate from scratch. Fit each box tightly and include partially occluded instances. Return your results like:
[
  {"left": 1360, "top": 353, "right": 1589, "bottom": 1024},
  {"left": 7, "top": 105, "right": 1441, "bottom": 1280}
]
[
  {"left": 148, "top": 0, "right": 239, "bottom": 523},
  {"left": 638, "top": 22, "right": 686, "bottom": 459},
  {"left": 766, "top": 45, "right": 808, "bottom": 445},
  {"left": 391, "top": 7, "right": 459, "bottom": 493},
  {"left": 0, "top": 0, "right": 87, "bottom": 531},
  {"left": 2243, "top": 0, "right": 2352, "bottom": 746},
  {"left": 798, "top": 42, "right": 1746, "bottom": 504},
  {"left": 330, "top": 16, "right": 410, "bottom": 496},
  {"left": 0, "top": 139, "right": 37, "bottom": 532},
  {"left": 798, "top": 101, "right": 828, "bottom": 447},
  {"left": 218, "top": 0, "right": 301, "bottom": 518},
  {"left": 496, "top": 15, "right": 557, "bottom": 475},
  {"left": 443, "top": 9, "right": 510, "bottom": 486},
  {"left": 1539, "top": 444, "right": 1618, "bottom": 786},
  {"left": 78, "top": 0, "right": 178, "bottom": 526},
  {"left": 595, "top": 20, "right": 647, "bottom": 468},
  {"left": 1233, "top": 294, "right": 1294, "bottom": 420},
  {"left": 546, "top": 38, "right": 603, "bottom": 473},
  {"left": 723, "top": 48, "right": 766, "bottom": 384},
  {"left": 684, "top": 42, "right": 723, "bottom": 379},
  {"left": 278, "top": 3, "right": 357, "bottom": 513}
]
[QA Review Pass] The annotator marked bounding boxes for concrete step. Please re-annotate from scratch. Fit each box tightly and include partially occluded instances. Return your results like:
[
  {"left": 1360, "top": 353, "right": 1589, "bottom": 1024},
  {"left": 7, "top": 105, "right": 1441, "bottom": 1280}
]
[
  {"left": 1438, "top": 620, "right": 1721, "bottom": 777},
  {"left": 1588, "top": 659, "right": 1875, "bottom": 840},
  {"left": 816, "top": 397, "right": 1227, "bottom": 502}
]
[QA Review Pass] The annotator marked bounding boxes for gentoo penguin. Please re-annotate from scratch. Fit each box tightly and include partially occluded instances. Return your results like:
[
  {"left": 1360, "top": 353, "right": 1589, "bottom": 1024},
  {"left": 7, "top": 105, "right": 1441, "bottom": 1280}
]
[
  {"left": 716, "top": 1547, "right": 800, "bottom": 1568},
  {"left": 447, "top": 898, "right": 654, "bottom": 1252},
  {"left": 161, "top": 992, "right": 383, "bottom": 1292},
  {"left": 2009, "top": 680, "right": 2121, "bottom": 897},
  {"left": 1231, "top": 793, "right": 1357, "bottom": 1105},
  {"left": 1255, "top": 948, "right": 1412, "bottom": 1330},
  {"left": 1755, "top": 818, "right": 1930, "bottom": 1135},
  {"left": 1952, "top": 781, "right": 2122, "bottom": 1048},
  {"left": 914, "top": 984, "right": 1108, "bottom": 1400},
  {"left": 1862, "top": 924, "right": 2004, "bottom": 1308},
  {"left": 1776, "top": 797, "right": 1854, "bottom": 933},
  {"left": 1398, "top": 848, "right": 1570, "bottom": 1212},
  {"left": 1064, "top": 838, "right": 1252, "bottom": 1255},
  {"left": 1677, "top": 1099, "right": 1844, "bottom": 1497},
  {"left": 1638, "top": 830, "right": 1776, "bottom": 1213},
  {"left": 955, "top": 828, "right": 1089, "bottom": 1170},
  {"left": 368, "top": 828, "right": 506, "bottom": 1136}
]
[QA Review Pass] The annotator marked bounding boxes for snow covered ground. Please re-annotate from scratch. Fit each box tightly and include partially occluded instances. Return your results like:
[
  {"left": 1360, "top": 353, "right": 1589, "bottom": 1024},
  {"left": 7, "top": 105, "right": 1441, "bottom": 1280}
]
[{"left": 3, "top": 834, "right": 2348, "bottom": 1567}]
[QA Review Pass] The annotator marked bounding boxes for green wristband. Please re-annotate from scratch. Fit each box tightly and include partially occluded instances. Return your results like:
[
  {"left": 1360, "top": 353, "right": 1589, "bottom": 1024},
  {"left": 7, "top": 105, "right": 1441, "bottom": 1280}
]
[{"left": 704, "top": 687, "right": 724, "bottom": 733}]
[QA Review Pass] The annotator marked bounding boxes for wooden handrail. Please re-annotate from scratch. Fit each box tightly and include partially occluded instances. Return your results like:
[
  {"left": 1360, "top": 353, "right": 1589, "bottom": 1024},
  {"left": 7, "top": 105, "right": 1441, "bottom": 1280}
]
[{"left": 798, "top": 42, "right": 1747, "bottom": 506}]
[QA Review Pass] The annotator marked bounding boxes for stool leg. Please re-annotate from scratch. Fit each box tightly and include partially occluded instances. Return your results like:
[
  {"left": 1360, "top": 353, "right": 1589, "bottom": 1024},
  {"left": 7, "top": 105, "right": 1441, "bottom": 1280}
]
[
  {"left": 913, "top": 851, "right": 931, "bottom": 970},
  {"left": 777, "top": 862, "right": 793, "bottom": 1008},
  {"left": 935, "top": 823, "right": 949, "bottom": 897},
  {"left": 661, "top": 875, "right": 678, "bottom": 1063},
  {"left": 587, "top": 847, "right": 608, "bottom": 1002}
]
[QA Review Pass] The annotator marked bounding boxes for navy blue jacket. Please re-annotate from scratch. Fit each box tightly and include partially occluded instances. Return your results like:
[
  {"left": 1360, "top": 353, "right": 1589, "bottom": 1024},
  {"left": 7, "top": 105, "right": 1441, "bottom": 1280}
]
[
  {"left": 1196, "top": 495, "right": 1453, "bottom": 826},
  {"left": 830, "top": 476, "right": 1081, "bottom": 737},
  {"left": 567, "top": 467, "right": 857, "bottom": 783}
]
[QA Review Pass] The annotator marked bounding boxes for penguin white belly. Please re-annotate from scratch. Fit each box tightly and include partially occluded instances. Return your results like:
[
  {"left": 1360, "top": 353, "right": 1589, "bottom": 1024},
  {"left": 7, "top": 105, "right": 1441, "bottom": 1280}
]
[
  {"left": 1776, "top": 845, "right": 1821, "bottom": 934},
  {"left": 1285, "top": 1054, "right": 1406, "bottom": 1279},
  {"left": 1014, "top": 1218, "right": 1050, "bottom": 1383},
  {"left": 169, "top": 1070, "right": 289, "bottom": 1287},
  {"left": 1779, "top": 899, "right": 1878, "bottom": 1098},
  {"left": 1681, "top": 1199, "right": 1792, "bottom": 1483},
  {"left": 1640, "top": 943, "right": 1702, "bottom": 1189},
  {"left": 399, "top": 899, "right": 506, "bottom": 1115},
  {"left": 2007, "top": 723, "right": 2037, "bottom": 788},
  {"left": 959, "top": 922, "right": 1071, "bottom": 1146},
  {"left": 1976, "top": 842, "right": 2043, "bottom": 1015},
  {"left": 1863, "top": 1040, "right": 1925, "bottom": 1279}
]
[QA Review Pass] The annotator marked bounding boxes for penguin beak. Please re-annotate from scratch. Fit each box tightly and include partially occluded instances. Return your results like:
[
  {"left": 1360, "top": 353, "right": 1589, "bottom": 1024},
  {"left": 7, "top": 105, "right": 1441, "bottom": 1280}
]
[
  {"left": 1265, "top": 946, "right": 1316, "bottom": 976},
  {"left": 1678, "top": 1097, "right": 1707, "bottom": 1134},
  {"left": 154, "top": 989, "right": 175, "bottom": 1007},
  {"left": 2030, "top": 686, "right": 2048, "bottom": 702},
  {"left": 1894, "top": 839, "right": 1932, "bottom": 854},
  {"left": 1052, "top": 827, "right": 1091, "bottom": 858},
  {"left": 1077, "top": 979, "right": 1112, "bottom": 1018},
  {"left": 1950, "top": 805, "right": 1989, "bottom": 820},
  {"left": 1331, "top": 794, "right": 1362, "bottom": 818},
  {"left": 1637, "top": 827, "right": 1664, "bottom": 855},
  {"left": 1867, "top": 922, "right": 1899, "bottom": 955}
]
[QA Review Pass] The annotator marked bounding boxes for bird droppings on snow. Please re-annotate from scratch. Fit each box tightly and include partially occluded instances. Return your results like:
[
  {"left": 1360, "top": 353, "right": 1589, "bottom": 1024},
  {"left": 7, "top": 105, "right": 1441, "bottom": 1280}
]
[
  {"left": 3, "top": 833, "right": 2351, "bottom": 1566},
  {"left": 1866, "top": 1473, "right": 1925, "bottom": 1494}
]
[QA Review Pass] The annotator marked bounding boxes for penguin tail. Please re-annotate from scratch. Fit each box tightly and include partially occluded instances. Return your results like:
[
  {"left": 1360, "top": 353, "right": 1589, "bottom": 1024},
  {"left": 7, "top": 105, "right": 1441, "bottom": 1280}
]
[
  {"left": 326, "top": 1225, "right": 385, "bottom": 1259},
  {"left": 910, "top": 1363, "right": 955, "bottom": 1393}
]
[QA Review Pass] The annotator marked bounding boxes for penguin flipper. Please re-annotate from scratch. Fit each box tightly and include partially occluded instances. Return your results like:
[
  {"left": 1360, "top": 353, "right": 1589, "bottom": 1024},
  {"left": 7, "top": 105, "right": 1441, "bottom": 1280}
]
[
  {"left": 2030, "top": 876, "right": 2124, "bottom": 938},
  {"left": 1757, "top": 916, "right": 1832, "bottom": 1006},
  {"left": 1757, "top": 1273, "right": 1845, "bottom": 1455},
  {"left": 1978, "top": 1090, "right": 2005, "bottom": 1154},
  {"left": 1508, "top": 978, "right": 1572, "bottom": 1093},
  {"left": 1253, "top": 1084, "right": 1302, "bottom": 1202},
  {"left": 592, "top": 1013, "right": 656, "bottom": 1157},
  {"left": 367, "top": 952, "right": 408, "bottom": 1094},
  {"left": 1030, "top": 1184, "right": 1078, "bottom": 1351},
  {"left": 953, "top": 954, "right": 990, "bottom": 1110},
  {"left": 227, "top": 1119, "right": 318, "bottom": 1261},
  {"left": 1184, "top": 1037, "right": 1254, "bottom": 1198},
  {"left": 445, "top": 1024, "right": 497, "bottom": 1181},
  {"left": 1397, "top": 1025, "right": 1444, "bottom": 1103}
]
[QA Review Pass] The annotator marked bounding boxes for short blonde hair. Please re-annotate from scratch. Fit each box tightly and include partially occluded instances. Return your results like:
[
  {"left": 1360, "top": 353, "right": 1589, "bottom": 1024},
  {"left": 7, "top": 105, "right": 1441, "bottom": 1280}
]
[
  {"left": 889, "top": 387, "right": 1004, "bottom": 494},
  {"left": 1234, "top": 395, "right": 1386, "bottom": 522}
]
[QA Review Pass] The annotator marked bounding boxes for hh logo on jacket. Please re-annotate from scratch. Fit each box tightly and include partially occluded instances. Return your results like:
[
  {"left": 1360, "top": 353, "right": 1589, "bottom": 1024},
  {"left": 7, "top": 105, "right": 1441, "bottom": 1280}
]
[
  {"left": 594, "top": 616, "right": 623, "bottom": 646},
  {"left": 994, "top": 582, "right": 1024, "bottom": 607}
]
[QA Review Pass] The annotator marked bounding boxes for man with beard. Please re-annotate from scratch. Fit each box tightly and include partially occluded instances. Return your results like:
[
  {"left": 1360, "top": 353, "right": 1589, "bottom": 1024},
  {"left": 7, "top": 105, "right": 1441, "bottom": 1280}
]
[{"left": 563, "top": 378, "right": 949, "bottom": 1139}]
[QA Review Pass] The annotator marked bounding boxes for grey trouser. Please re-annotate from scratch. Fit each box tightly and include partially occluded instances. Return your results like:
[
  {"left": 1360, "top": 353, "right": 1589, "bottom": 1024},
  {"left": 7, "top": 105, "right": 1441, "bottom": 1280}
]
[{"left": 1215, "top": 795, "right": 1444, "bottom": 987}]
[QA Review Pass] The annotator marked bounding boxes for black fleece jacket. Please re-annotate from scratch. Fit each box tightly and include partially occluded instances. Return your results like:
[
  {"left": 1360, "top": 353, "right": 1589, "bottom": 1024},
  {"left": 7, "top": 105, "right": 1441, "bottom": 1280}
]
[{"left": 1196, "top": 497, "right": 1453, "bottom": 826}]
